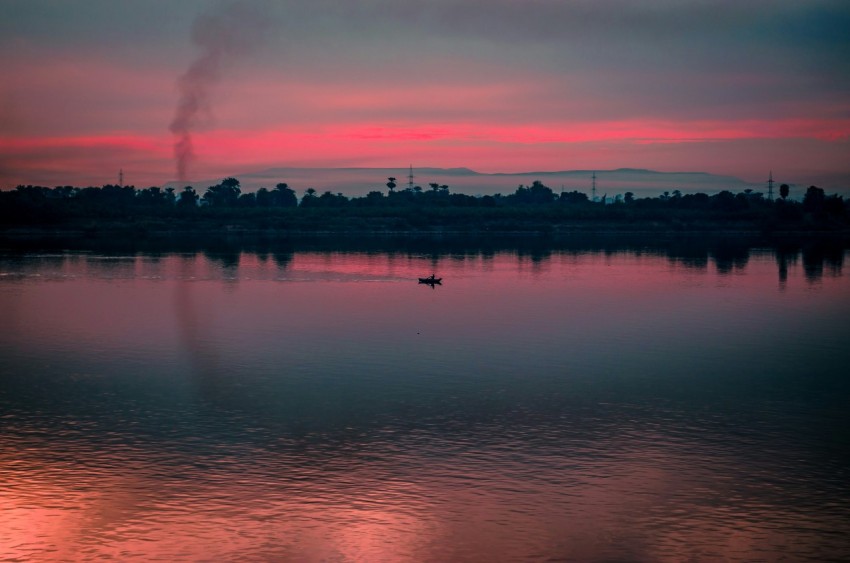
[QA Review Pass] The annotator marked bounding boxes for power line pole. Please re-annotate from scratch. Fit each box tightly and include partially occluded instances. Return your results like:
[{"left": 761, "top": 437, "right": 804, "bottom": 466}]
[
  {"left": 591, "top": 171, "right": 597, "bottom": 202},
  {"left": 408, "top": 164, "right": 414, "bottom": 191},
  {"left": 119, "top": 169, "right": 124, "bottom": 188},
  {"left": 767, "top": 170, "right": 774, "bottom": 201}
]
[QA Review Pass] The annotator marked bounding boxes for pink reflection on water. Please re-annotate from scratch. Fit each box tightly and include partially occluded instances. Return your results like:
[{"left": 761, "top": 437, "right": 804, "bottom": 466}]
[
  {"left": 1, "top": 435, "right": 842, "bottom": 561},
  {"left": 1, "top": 249, "right": 846, "bottom": 378},
  {"left": 1, "top": 248, "right": 848, "bottom": 560}
]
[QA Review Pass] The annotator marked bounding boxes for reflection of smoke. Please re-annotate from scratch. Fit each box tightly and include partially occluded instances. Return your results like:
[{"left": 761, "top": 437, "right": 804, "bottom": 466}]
[
  {"left": 174, "top": 257, "right": 221, "bottom": 381},
  {"left": 169, "top": 0, "right": 271, "bottom": 182}
]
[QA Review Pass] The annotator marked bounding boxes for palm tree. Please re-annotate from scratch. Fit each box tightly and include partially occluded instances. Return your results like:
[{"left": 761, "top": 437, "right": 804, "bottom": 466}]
[
  {"left": 300, "top": 187, "right": 318, "bottom": 208},
  {"left": 273, "top": 183, "right": 297, "bottom": 207}
]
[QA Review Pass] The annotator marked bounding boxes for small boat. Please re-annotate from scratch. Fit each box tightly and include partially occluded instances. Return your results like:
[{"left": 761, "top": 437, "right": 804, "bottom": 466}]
[{"left": 418, "top": 275, "right": 442, "bottom": 285}]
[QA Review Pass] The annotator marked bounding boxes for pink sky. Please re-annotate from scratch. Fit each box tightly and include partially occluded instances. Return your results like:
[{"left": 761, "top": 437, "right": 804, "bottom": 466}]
[{"left": 1, "top": 0, "right": 848, "bottom": 190}]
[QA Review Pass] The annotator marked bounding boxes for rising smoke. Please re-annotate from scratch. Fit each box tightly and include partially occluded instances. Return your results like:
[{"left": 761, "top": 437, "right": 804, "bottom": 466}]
[{"left": 170, "top": 0, "right": 271, "bottom": 182}]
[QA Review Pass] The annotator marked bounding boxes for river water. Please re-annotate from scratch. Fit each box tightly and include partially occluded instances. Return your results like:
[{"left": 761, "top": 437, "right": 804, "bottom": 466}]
[{"left": 1, "top": 241, "right": 848, "bottom": 561}]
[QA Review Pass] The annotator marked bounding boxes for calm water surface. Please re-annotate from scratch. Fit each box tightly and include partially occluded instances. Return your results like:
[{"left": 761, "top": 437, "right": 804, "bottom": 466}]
[{"left": 1, "top": 244, "right": 849, "bottom": 561}]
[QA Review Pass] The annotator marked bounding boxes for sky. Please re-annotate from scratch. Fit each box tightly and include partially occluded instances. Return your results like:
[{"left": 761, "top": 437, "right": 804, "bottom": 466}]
[{"left": 1, "top": 0, "right": 849, "bottom": 191}]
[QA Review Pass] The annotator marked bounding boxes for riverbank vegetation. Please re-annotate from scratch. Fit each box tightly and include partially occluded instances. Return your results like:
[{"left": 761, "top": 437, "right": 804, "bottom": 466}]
[{"left": 2, "top": 177, "right": 848, "bottom": 236}]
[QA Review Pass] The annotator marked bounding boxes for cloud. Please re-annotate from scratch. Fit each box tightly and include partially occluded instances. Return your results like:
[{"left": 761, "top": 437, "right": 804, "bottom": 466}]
[
  {"left": 1, "top": 54, "right": 174, "bottom": 137},
  {"left": 0, "top": 135, "right": 170, "bottom": 187},
  {"left": 1, "top": 0, "right": 848, "bottom": 187}
]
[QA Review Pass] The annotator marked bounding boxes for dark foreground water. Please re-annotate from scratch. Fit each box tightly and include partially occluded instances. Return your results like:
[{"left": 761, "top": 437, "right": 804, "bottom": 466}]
[{"left": 1, "top": 241, "right": 849, "bottom": 561}]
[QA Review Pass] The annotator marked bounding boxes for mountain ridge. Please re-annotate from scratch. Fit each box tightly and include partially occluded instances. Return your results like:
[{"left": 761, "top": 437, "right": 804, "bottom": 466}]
[
  {"left": 248, "top": 166, "right": 741, "bottom": 179},
  {"left": 167, "top": 166, "right": 756, "bottom": 197}
]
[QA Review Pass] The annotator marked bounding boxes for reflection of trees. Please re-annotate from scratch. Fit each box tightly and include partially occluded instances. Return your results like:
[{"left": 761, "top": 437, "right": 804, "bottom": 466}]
[
  {"left": 518, "top": 246, "right": 553, "bottom": 264},
  {"left": 775, "top": 244, "right": 798, "bottom": 288},
  {"left": 272, "top": 249, "right": 293, "bottom": 270},
  {"left": 202, "top": 240, "right": 241, "bottom": 271},
  {"left": 85, "top": 255, "right": 137, "bottom": 279},
  {"left": 772, "top": 242, "right": 845, "bottom": 284},
  {"left": 802, "top": 243, "right": 844, "bottom": 283},
  {"left": 5, "top": 235, "right": 845, "bottom": 286},
  {"left": 665, "top": 241, "right": 710, "bottom": 270},
  {"left": 712, "top": 243, "right": 750, "bottom": 275}
]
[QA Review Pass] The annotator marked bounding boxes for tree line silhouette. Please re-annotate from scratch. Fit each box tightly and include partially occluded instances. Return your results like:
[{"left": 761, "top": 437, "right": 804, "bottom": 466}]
[{"left": 2, "top": 177, "right": 848, "bottom": 232}]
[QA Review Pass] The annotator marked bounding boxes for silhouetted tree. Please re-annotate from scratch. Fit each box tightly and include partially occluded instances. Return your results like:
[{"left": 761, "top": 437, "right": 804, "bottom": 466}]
[
  {"left": 681, "top": 192, "right": 710, "bottom": 208},
  {"left": 365, "top": 190, "right": 384, "bottom": 205},
  {"left": 256, "top": 187, "right": 272, "bottom": 207},
  {"left": 4, "top": 176, "right": 848, "bottom": 232},
  {"left": 272, "top": 183, "right": 297, "bottom": 207},
  {"left": 803, "top": 186, "right": 825, "bottom": 212},
  {"left": 316, "top": 190, "right": 348, "bottom": 207},
  {"left": 203, "top": 177, "right": 241, "bottom": 207},
  {"left": 237, "top": 192, "right": 256, "bottom": 207},
  {"left": 300, "top": 188, "right": 318, "bottom": 207},
  {"left": 780, "top": 183, "right": 790, "bottom": 200},
  {"left": 560, "top": 190, "right": 589, "bottom": 204},
  {"left": 711, "top": 190, "right": 738, "bottom": 211},
  {"left": 512, "top": 181, "right": 555, "bottom": 204},
  {"left": 136, "top": 187, "right": 167, "bottom": 207},
  {"left": 177, "top": 186, "right": 198, "bottom": 209}
]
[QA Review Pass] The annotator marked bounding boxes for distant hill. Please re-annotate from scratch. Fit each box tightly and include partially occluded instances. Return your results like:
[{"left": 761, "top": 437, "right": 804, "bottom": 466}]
[{"left": 166, "top": 167, "right": 757, "bottom": 198}]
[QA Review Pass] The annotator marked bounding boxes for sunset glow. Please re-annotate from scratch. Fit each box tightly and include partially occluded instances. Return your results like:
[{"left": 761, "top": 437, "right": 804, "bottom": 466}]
[{"left": 1, "top": 1, "right": 848, "bottom": 189}]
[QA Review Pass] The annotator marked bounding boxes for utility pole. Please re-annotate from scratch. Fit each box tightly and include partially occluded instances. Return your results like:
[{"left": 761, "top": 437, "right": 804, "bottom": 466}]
[
  {"left": 408, "top": 164, "right": 414, "bottom": 191},
  {"left": 119, "top": 169, "right": 124, "bottom": 188},
  {"left": 592, "top": 171, "right": 597, "bottom": 202},
  {"left": 767, "top": 170, "right": 774, "bottom": 201}
]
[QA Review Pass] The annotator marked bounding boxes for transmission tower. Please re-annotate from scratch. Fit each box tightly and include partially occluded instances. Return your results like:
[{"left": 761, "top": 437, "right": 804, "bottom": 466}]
[
  {"left": 408, "top": 164, "right": 414, "bottom": 191},
  {"left": 119, "top": 169, "right": 124, "bottom": 188},
  {"left": 767, "top": 170, "right": 774, "bottom": 201},
  {"left": 591, "top": 171, "right": 597, "bottom": 202}
]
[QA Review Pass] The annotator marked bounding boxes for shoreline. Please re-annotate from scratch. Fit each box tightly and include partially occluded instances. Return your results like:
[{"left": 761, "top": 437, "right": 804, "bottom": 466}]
[
  {"left": 2, "top": 225, "right": 849, "bottom": 254},
  {"left": 3, "top": 222, "right": 850, "bottom": 239}
]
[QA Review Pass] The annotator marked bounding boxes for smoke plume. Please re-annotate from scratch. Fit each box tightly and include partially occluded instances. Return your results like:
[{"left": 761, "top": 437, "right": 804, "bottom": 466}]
[{"left": 170, "top": 0, "right": 270, "bottom": 182}]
